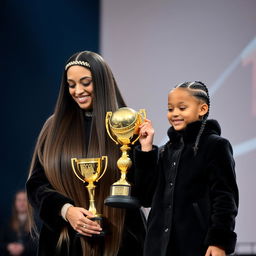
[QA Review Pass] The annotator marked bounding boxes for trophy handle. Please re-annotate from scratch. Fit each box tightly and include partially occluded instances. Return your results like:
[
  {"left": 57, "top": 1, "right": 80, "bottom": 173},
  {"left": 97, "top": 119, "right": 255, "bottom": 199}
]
[
  {"left": 105, "top": 112, "right": 119, "bottom": 145},
  {"left": 131, "top": 109, "right": 147, "bottom": 145},
  {"left": 96, "top": 156, "right": 108, "bottom": 182},
  {"left": 139, "top": 109, "right": 147, "bottom": 120},
  {"left": 71, "top": 158, "right": 85, "bottom": 183}
]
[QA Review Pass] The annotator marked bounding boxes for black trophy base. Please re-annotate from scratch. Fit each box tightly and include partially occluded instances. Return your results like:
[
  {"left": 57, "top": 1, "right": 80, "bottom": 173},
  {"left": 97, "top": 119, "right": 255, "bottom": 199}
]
[
  {"left": 91, "top": 216, "right": 106, "bottom": 237},
  {"left": 104, "top": 195, "right": 140, "bottom": 209},
  {"left": 76, "top": 216, "right": 106, "bottom": 237}
]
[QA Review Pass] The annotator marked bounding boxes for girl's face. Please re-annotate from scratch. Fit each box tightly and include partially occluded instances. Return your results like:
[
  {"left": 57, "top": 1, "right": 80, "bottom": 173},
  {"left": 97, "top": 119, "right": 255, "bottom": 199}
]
[
  {"left": 67, "top": 65, "right": 94, "bottom": 110},
  {"left": 167, "top": 88, "right": 208, "bottom": 131}
]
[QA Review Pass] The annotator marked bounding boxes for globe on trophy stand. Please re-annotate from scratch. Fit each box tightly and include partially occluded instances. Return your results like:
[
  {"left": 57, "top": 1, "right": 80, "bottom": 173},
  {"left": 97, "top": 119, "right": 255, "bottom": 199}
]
[
  {"left": 71, "top": 156, "right": 108, "bottom": 236},
  {"left": 104, "top": 107, "right": 146, "bottom": 208}
]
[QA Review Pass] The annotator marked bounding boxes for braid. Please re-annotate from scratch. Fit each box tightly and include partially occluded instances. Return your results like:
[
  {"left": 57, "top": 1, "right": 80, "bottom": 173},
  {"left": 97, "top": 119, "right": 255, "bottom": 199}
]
[
  {"left": 193, "top": 119, "right": 206, "bottom": 155},
  {"left": 175, "top": 81, "right": 210, "bottom": 155}
]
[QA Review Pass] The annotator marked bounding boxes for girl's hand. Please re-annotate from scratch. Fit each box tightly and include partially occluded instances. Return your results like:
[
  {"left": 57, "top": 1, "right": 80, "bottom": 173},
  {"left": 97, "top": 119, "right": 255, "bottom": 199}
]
[
  {"left": 66, "top": 206, "right": 102, "bottom": 237},
  {"left": 139, "top": 119, "right": 154, "bottom": 152},
  {"left": 205, "top": 246, "right": 226, "bottom": 256}
]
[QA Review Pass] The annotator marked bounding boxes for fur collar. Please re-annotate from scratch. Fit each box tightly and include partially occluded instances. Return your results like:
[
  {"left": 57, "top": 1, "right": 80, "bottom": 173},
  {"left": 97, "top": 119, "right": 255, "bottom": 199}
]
[{"left": 167, "top": 119, "right": 221, "bottom": 144}]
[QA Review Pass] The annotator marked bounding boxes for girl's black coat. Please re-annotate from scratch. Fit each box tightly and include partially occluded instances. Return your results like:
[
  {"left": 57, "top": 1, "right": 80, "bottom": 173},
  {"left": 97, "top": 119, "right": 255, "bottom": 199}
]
[{"left": 134, "top": 120, "right": 238, "bottom": 256}]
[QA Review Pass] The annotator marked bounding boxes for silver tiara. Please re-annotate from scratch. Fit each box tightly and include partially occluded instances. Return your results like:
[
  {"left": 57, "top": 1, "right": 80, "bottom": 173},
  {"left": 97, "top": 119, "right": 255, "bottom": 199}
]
[{"left": 65, "top": 60, "right": 90, "bottom": 70}]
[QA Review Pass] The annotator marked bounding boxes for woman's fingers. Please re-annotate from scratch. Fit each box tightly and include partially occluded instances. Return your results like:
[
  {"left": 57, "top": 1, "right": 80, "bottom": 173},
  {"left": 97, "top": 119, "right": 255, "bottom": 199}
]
[
  {"left": 79, "top": 207, "right": 94, "bottom": 217},
  {"left": 66, "top": 207, "right": 102, "bottom": 236},
  {"left": 76, "top": 221, "right": 102, "bottom": 237}
]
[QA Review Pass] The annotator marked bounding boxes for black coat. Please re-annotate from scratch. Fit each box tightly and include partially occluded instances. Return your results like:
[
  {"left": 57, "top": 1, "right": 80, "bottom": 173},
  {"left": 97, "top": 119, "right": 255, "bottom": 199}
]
[
  {"left": 134, "top": 120, "right": 238, "bottom": 256},
  {"left": 26, "top": 158, "right": 146, "bottom": 256},
  {"left": 26, "top": 116, "right": 146, "bottom": 256}
]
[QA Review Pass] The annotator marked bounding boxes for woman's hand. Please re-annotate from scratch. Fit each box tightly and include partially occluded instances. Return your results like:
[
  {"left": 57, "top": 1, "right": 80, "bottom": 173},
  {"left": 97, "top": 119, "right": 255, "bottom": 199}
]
[
  {"left": 139, "top": 119, "right": 154, "bottom": 152},
  {"left": 66, "top": 206, "right": 102, "bottom": 237},
  {"left": 205, "top": 246, "right": 226, "bottom": 256}
]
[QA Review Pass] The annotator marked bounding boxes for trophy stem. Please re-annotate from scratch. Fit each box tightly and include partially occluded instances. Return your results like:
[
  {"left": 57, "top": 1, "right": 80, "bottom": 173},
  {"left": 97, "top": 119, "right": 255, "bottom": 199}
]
[
  {"left": 113, "top": 145, "right": 131, "bottom": 186},
  {"left": 86, "top": 182, "right": 97, "bottom": 215}
]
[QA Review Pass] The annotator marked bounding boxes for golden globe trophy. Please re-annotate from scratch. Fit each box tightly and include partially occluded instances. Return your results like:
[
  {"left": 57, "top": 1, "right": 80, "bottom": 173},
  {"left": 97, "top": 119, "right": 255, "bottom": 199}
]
[
  {"left": 71, "top": 156, "right": 108, "bottom": 236},
  {"left": 104, "top": 107, "right": 146, "bottom": 208}
]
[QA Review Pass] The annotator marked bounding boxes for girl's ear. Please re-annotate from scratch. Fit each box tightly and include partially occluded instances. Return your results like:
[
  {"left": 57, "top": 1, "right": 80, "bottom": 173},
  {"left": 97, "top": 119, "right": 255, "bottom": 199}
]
[{"left": 199, "top": 103, "right": 209, "bottom": 117}]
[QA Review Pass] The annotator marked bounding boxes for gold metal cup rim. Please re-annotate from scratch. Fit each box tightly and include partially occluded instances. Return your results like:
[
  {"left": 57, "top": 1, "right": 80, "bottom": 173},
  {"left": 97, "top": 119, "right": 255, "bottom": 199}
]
[{"left": 72, "top": 158, "right": 102, "bottom": 164}]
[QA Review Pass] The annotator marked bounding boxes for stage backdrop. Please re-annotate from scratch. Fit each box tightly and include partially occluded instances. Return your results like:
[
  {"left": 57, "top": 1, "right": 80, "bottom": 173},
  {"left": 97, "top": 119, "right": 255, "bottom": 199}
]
[
  {"left": 0, "top": 0, "right": 99, "bottom": 221},
  {"left": 101, "top": 0, "right": 256, "bottom": 250}
]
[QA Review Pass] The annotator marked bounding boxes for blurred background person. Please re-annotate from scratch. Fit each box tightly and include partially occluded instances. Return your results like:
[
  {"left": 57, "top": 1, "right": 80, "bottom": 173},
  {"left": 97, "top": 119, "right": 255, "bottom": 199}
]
[{"left": 0, "top": 190, "right": 37, "bottom": 256}]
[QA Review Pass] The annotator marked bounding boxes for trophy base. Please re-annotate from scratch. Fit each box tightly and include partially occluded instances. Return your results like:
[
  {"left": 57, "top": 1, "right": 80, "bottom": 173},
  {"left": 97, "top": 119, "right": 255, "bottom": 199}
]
[
  {"left": 104, "top": 195, "right": 140, "bottom": 209},
  {"left": 91, "top": 216, "right": 106, "bottom": 237},
  {"left": 91, "top": 230, "right": 106, "bottom": 237},
  {"left": 76, "top": 216, "right": 106, "bottom": 237},
  {"left": 76, "top": 232, "right": 106, "bottom": 238}
]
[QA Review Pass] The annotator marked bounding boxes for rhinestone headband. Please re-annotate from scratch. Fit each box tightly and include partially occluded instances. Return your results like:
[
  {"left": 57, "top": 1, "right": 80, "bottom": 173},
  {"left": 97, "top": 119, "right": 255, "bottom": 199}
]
[{"left": 65, "top": 60, "right": 90, "bottom": 70}]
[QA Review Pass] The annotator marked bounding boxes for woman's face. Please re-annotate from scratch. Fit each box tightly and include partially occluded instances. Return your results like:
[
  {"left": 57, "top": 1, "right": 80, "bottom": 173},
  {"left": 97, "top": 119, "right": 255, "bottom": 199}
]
[
  {"left": 67, "top": 65, "right": 94, "bottom": 110},
  {"left": 15, "top": 192, "right": 28, "bottom": 214}
]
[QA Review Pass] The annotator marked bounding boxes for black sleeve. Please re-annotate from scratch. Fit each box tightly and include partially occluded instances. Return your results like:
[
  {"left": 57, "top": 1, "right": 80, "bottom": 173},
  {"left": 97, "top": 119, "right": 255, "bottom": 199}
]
[
  {"left": 133, "top": 145, "right": 159, "bottom": 207},
  {"left": 204, "top": 137, "right": 239, "bottom": 254},
  {"left": 26, "top": 157, "right": 74, "bottom": 232}
]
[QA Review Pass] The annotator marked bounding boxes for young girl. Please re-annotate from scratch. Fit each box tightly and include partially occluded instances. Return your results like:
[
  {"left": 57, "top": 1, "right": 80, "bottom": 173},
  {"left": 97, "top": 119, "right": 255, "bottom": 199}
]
[{"left": 134, "top": 81, "right": 239, "bottom": 256}]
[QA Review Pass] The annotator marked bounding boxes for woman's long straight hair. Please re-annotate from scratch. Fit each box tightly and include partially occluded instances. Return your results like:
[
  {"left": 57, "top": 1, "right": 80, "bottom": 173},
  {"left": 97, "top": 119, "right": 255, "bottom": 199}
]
[{"left": 28, "top": 51, "right": 127, "bottom": 256}]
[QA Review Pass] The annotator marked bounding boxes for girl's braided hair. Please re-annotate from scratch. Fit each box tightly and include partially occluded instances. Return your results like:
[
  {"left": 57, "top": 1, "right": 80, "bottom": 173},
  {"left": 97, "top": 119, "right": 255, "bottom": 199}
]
[{"left": 175, "top": 81, "right": 210, "bottom": 155}]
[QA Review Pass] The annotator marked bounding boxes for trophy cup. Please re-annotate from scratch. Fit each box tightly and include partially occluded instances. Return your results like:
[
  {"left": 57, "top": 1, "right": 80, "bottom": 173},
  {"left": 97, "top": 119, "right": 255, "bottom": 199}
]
[
  {"left": 104, "top": 107, "right": 146, "bottom": 208},
  {"left": 71, "top": 156, "right": 108, "bottom": 236}
]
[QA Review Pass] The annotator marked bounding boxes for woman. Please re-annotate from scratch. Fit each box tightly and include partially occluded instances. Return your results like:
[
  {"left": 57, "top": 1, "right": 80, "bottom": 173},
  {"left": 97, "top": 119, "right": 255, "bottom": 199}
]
[{"left": 26, "top": 51, "right": 145, "bottom": 256}]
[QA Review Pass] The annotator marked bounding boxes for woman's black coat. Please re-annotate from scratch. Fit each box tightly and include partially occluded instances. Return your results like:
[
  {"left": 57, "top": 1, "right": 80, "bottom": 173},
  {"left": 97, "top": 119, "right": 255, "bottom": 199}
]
[
  {"left": 26, "top": 116, "right": 146, "bottom": 256},
  {"left": 134, "top": 120, "right": 239, "bottom": 256},
  {"left": 26, "top": 158, "right": 146, "bottom": 256}
]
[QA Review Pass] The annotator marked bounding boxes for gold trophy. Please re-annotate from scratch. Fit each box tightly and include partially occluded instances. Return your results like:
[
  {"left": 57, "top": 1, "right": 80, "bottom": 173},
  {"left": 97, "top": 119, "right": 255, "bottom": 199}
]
[
  {"left": 104, "top": 107, "right": 146, "bottom": 208},
  {"left": 71, "top": 156, "right": 108, "bottom": 236}
]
